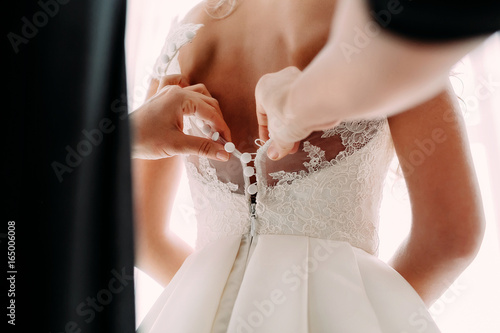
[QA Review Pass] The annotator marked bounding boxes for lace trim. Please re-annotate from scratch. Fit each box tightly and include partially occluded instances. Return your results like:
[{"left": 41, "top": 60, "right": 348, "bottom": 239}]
[
  {"left": 184, "top": 157, "right": 248, "bottom": 250},
  {"left": 255, "top": 119, "right": 392, "bottom": 254},
  {"left": 186, "top": 157, "right": 239, "bottom": 193},
  {"left": 159, "top": 21, "right": 394, "bottom": 253},
  {"left": 267, "top": 142, "right": 327, "bottom": 186},
  {"left": 268, "top": 119, "right": 386, "bottom": 187},
  {"left": 152, "top": 22, "right": 204, "bottom": 79},
  {"left": 321, "top": 119, "right": 384, "bottom": 161},
  {"left": 152, "top": 23, "right": 204, "bottom": 132}
]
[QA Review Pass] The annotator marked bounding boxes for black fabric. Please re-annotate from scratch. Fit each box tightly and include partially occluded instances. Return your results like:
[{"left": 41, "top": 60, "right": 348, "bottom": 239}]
[
  {"left": 369, "top": 0, "right": 500, "bottom": 41},
  {"left": 5, "top": 1, "right": 135, "bottom": 332}
]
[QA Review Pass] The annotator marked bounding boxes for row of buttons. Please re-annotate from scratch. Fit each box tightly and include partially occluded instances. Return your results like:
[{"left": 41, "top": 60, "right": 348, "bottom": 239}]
[
  {"left": 161, "top": 27, "right": 259, "bottom": 236},
  {"left": 161, "top": 29, "right": 258, "bottom": 196},
  {"left": 197, "top": 119, "right": 258, "bottom": 195}
]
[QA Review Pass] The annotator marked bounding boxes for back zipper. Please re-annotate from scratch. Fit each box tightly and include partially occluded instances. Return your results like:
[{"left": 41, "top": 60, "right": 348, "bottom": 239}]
[{"left": 249, "top": 193, "right": 257, "bottom": 237}]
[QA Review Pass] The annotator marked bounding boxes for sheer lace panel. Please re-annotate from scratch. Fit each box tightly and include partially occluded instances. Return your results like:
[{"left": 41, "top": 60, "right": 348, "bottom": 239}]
[
  {"left": 262, "top": 120, "right": 383, "bottom": 187},
  {"left": 254, "top": 119, "right": 393, "bottom": 254},
  {"left": 183, "top": 118, "right": 394, "bottom": 253},
  {"left": 184, "top": 155, "right": 250, "bottom": 249},
  {"left": 157, "top": 23, "right": 395, "bottom": 254}
]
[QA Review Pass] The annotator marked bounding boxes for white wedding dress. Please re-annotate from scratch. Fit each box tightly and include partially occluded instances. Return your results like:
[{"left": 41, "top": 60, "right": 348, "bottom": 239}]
[{"left": 137, "top": 22, "right": 441, "bottom": 333}]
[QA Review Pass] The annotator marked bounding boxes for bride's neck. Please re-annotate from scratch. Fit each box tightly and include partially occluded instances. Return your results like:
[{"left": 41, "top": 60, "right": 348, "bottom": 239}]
[{"left": 238, "top": 0, "right": 337, "bottom": 60}]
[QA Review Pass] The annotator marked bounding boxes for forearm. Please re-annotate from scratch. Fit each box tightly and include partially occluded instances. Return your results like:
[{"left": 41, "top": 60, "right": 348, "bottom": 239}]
[
  {"left": 286, "top": 0, "right": 484, "bottom": 130},
  {"left": 136, "top": 231, "right": 193, "bottom": 287},
  {"left": 386, "top": 87, "right": 485, "bottom": 306},
  {"left": 389, "top": 231, "right": 479, "bottom": 306},
  {"left": 132, "top": 157, "right": 193, "bottom": 286}
]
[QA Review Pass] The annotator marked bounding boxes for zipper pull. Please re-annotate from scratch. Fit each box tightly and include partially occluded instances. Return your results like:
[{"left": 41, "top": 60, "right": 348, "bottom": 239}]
[{"left": 250, "top": 202, "right": 257, "bottom": 237}]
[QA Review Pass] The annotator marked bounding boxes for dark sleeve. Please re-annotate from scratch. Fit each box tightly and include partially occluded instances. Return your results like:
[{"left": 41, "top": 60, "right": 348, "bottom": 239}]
[
  {"left": 368, "top": 0, "right": 500, "bottom": 41},
  {"left": 6, "top": 1, "right": 135, "bottom": 332}
]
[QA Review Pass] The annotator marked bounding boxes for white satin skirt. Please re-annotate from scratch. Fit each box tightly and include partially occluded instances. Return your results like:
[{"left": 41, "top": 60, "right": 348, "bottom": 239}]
[{"left": 137, "top": 234, "right": 440, "bottom": 333}]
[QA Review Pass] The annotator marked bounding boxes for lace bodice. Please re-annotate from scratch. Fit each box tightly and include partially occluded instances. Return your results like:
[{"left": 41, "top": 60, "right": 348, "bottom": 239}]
[{"left": 154, "top": 22, "right": 395, "bottom": 255}]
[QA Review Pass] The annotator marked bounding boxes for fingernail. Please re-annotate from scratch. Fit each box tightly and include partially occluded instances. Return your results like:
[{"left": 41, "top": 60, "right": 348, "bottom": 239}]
[
  {"left": 216, "top": 150, "right": 229, "bottom": 161},
  {"left": 267, "top": 146, "right": 279, "bottom": 160}
]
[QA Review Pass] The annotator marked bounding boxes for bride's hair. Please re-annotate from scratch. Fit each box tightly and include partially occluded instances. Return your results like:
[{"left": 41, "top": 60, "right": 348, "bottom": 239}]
[{"left": 204, "top": 0, "right": 241, "bottom": 19}]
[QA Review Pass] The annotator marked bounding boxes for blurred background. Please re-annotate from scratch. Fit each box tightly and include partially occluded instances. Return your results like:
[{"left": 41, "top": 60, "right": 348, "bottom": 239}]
[{"left": 125, "top": 1, "right": 500, "bottom": 331}]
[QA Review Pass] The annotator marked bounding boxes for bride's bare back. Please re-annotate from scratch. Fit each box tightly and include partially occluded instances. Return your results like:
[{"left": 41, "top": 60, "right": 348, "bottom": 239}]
[
  {"left": 179, "top": 0, "right": 337, "bottom": 152},
  {"left": 135, "top": 0, "right": 484, "bottom": 309}
]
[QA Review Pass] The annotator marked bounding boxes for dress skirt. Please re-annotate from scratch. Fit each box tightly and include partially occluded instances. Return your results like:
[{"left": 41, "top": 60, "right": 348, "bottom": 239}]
[{"left": 137, "top": 234, "right": 440, "bottom": 333}]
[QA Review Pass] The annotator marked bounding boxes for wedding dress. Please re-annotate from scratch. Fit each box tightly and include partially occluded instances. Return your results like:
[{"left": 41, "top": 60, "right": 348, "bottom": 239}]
[{"left": 137, "top": 22, "right": 441, "bottom": 333}]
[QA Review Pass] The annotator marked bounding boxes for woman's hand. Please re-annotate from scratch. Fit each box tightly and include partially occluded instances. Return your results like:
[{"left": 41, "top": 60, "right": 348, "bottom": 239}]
[
  {"left": 255, "top": 67, "right": 303, "bottom": 160},
  {"left": 131, "top": 75, "right": 232, "bottom": 160},
  {"left": 255, "top": 66, "right": 340, "bottom": 160}
]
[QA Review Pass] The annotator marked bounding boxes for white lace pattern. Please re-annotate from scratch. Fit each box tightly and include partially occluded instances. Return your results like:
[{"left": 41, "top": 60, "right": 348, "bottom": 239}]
[
  {"left": 256, "top": 120, "right": 393, "bottom": 254},
  {"left": 155, "top": 24, "right": 395, "bottom": 254}
]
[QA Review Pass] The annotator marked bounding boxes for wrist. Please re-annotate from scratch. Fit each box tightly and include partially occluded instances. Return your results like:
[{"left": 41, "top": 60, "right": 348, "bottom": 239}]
[
  {"left": 285, "top": 71, "right": 341, "bottom": 133},
  {"left": 129, "top": 109, "right": 149, "bottom": 159}
]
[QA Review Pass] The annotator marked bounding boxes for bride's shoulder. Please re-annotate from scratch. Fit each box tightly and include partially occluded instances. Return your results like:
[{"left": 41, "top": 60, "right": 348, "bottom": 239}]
[
  {"left": 176, "top": 2, "right": 219, "bottom": 47},
  {"left": 181, "top": 2, "right": 214, "bottom": 28},
  {"left": 175, "top": 3, "right": 222, "bottom": 73}
]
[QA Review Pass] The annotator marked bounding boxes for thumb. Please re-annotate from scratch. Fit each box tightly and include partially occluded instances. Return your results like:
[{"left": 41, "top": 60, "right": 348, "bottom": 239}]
[
  {"left": 180, "top": 134, "right": 230, "bottom": 161},
  {"left": 266, "top": 139, "right": 297, "bottom": 161},
  {"left": 158, "top": 74, "right": 190, "bottom": 90}
]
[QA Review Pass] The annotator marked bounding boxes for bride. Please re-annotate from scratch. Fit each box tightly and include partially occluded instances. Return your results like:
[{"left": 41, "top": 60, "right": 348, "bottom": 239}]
[{"left": 132, "top": 0, "right": 484, "bottom": 332}]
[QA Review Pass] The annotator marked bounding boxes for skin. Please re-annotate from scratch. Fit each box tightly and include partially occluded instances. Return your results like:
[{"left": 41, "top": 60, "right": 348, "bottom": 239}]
[
  {"left": 133, "top": 0, "right": 484, "bottom": 306},
  {"left": 132, "top": 77, "right": 232, "bottom": 286},
  {"left": 255, "top": 0, "right": 486, "bottom": 159},
  {"left": 386, "top": 86, "right": 484, "bottom": 305},
  {"left": 131, "top": 75, "right": 231, "bottom": 160}
]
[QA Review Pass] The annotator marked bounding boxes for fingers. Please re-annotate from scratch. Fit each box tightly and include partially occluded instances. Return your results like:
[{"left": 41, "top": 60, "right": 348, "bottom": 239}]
[
  {"left": 256, "top": 102, "right": 270, "bottom": 142},
  {"left": 184, "top": 83, "right": 212, "bottom": 97},
  {"left": 290, "top": 141, "right": 300, "bottom": 154},
  {"left": 179, "top": 134, "right": 230, "bottom": 162},
  {"left": 156, "top": 79, "right": 232, "bottom": 143},
  {"left": 158, "top": 81, "right": 222, "bottom": 116},
  {"left": 197, "top": 93, "right": 224, "bottom": 116},
  {"left": 255, "top": 66, "right": 312, "bottom": 160},
  {"left": 157, "top": 74, "right": 189, "bottom": 92},
  {"left": 184, "top": 85, "right": 225, "bottom": 118},
  {"left": 181, "top": 90, "right": 232, "bottom": 142},
  {"left": 266, "top": 139, "right": 300, "bottom": 161}
]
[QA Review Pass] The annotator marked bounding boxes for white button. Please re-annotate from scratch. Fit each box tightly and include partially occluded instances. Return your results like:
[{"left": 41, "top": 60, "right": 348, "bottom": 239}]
[
  {"left": 185, "top": 31, "right": 196, "bottom": 40},
  {"left": 247, "top": 184, "right": 258, "bottom": 195},
  {"left": 224, "top": 142, "right": 235, "bottom": 153},
  {"left": 211, "top": 132, "right": 220, "bottom": 141},
  {"left": 195, "top": 118, "right": 205, "bottom": 128},
  {"left": 243, "top": 166, "right": 255, "bottom": 177},
  {"left": 201, "top": 124, "right": 212, "bottom": 136},
  {"left": 241, "top": 153, "right": 252, "bottom": 164},
  {"left": 161, "top": 54, "right": 170, "bottom": 64},
  {"left": 168, "top": 42, "right": 177, "bottom": 53}
]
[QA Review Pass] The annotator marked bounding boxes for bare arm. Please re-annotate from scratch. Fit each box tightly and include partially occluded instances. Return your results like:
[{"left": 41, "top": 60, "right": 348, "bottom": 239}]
[
  {"left": 132, "top": 79, "right": 193, "bottom": 287},
  {"left": 287, "top": 0, "right": 485, "bottom": 126},
  {"left": 388, "top": 85, "right": 485, "bottom": 305},
  {"left": 255, "top": 0, "right": 486, "bottom": 160}
]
